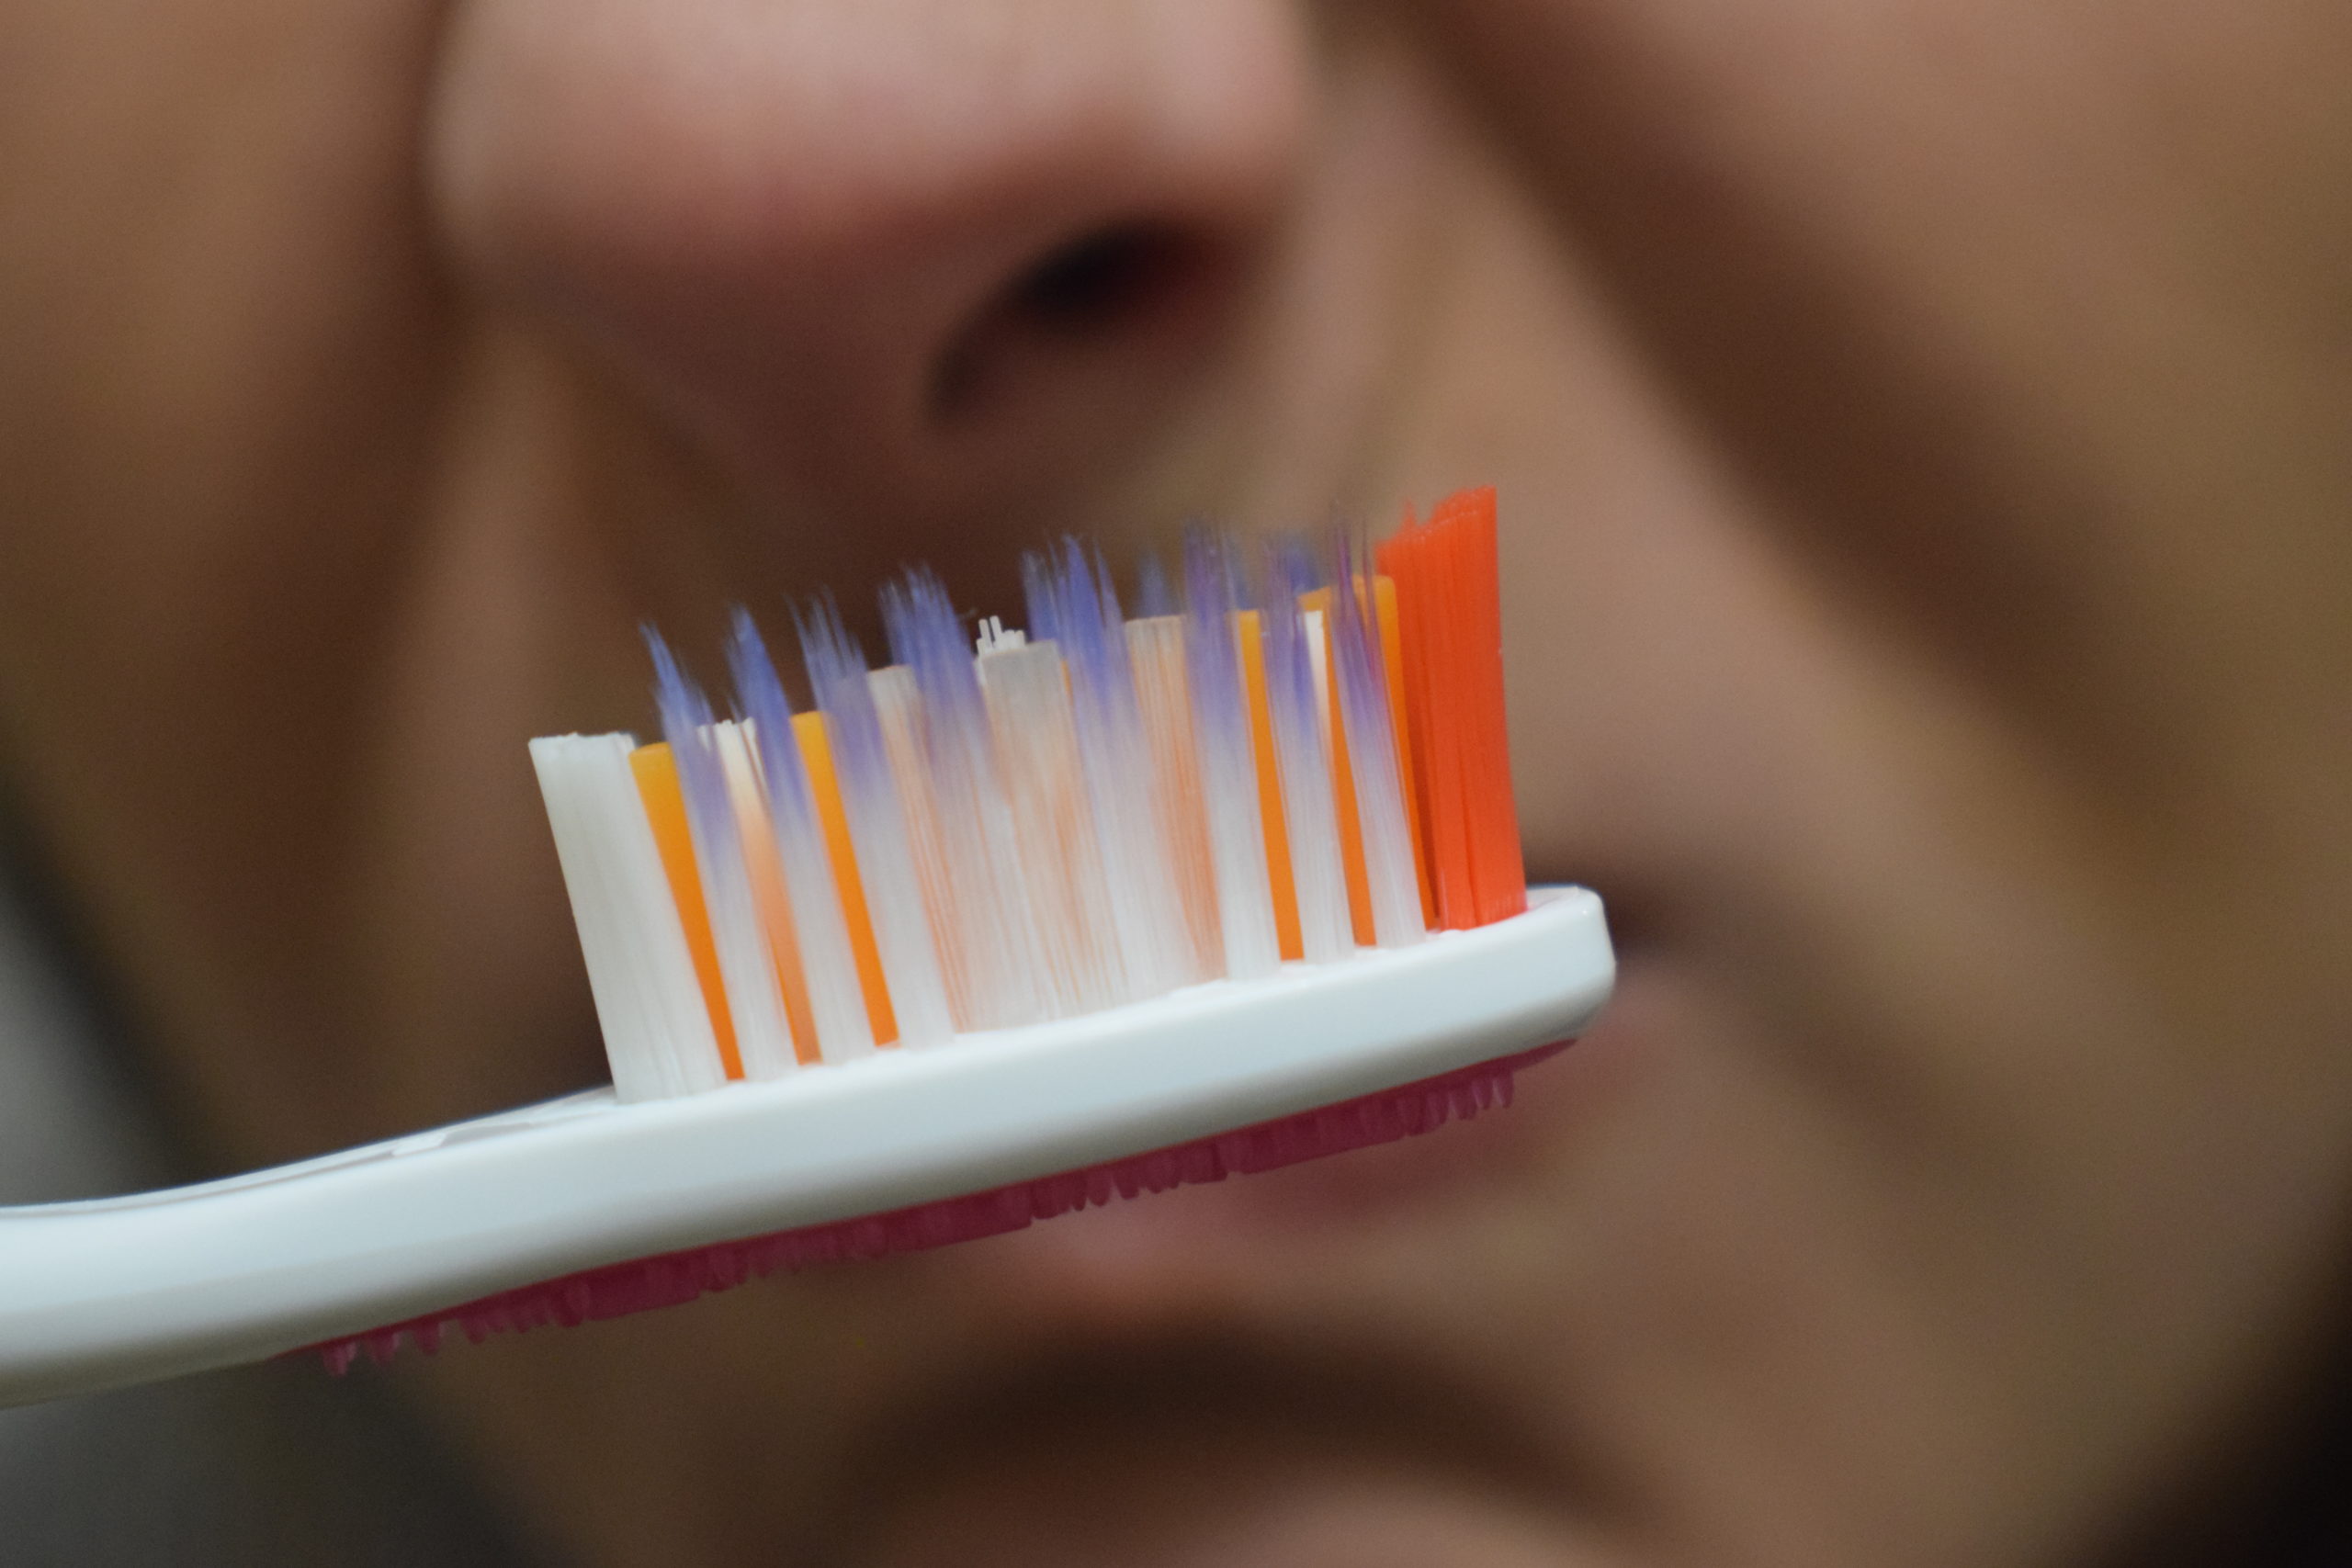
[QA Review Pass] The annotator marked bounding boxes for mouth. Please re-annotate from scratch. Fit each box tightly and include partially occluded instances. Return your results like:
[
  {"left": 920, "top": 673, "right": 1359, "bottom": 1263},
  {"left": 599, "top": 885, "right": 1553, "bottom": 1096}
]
[{"left": 803, "top": 1332, "right": 1597, "bottom": 1568}]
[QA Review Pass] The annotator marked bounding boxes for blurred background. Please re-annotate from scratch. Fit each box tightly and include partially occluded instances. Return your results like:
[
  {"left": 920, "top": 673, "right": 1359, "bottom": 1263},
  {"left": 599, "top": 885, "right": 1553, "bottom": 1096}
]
[{"left": 0, "top": 849, "right": 542, "bottom": 1565}]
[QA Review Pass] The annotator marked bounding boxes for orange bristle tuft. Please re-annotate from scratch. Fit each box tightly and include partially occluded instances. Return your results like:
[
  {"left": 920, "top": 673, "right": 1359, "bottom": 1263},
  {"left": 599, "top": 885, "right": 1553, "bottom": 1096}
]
[
  {"left": 1369, "top": 572, "right": 1434, "bottom": 927},
  {"left": 795, "top": 711, "right": 899, "bottom": 1045},
  {"left": 630, "top": 743, "right": 745, "bottom": 1078},
  {"left": 1235, "top": 608, "right": 1305, "bottom": 962}
]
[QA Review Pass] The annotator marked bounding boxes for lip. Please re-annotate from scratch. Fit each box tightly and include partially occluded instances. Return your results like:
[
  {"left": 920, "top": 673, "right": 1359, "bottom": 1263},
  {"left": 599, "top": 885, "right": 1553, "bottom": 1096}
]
[
  {"left": 808, "top": 1334, "right": 1589, "bottom": 1568},
  {"left": 850, "top": 1465, "right": 1591, "bottom": 1568}
]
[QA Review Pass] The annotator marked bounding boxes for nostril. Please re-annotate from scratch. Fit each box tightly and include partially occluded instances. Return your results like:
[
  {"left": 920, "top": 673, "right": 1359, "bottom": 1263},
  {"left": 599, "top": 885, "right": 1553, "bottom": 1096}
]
[
  {"left": 1012, "top": 221, "right": 1197, "bottom": 334},
  {"left": 932, "top": 220, "right": 1223, "bottom": 421}
]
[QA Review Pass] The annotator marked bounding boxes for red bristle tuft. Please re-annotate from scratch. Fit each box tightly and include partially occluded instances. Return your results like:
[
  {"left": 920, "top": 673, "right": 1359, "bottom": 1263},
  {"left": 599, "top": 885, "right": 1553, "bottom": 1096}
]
[
  {"left": 1378, "top": 486, "right": 1525, "bottom": 929},
  {"left": 305, "top": 1041, "right": 1566, "bottom": 1371},
  {"left": 1433, "top": 487, "right": 1525, "bottom": 925}
]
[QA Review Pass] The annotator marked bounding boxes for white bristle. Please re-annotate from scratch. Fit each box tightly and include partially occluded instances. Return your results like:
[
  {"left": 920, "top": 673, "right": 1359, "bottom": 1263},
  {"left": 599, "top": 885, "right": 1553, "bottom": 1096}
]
[
  {"left": 869, "top": 663, "right": 1044, "bottom": 1031},
  {"left": 867, "top": 668, "right": 965, "bottom": 1022},
  {"left": 748, "top": 716, "right": 876, "bottom": 1064},
  {"left": 798, "top": 624, "right": 956, "bottom": 1049},
  {"left": 885, "top": 571, "right": 1062, "bottom": 1032},
  {"left": 650, "top": 641, "right": 798, "bottom": 1081},
  {"left": 529, "top": 734, "right": 727, "bottom": 1101},
  {"left": 977, "top": 638, "right": 1125, "bottom": 1013},
  {"left": 1182, "top": 533, "right": 1283, "bottom": 981},
  {"left": 664, "top": 721, "right": 792, "bottom": 1079},
  {"left": 1330, "top": 581, "right": 1425, "bottom": 951},
  {"left": 1125, "top": 615, "right": 1226, "bottom": 983},
  {"left": 1266, "top": 604, "right": 1354, "bottom": 962},
  {"left": 833, "top": 773, "right": 956, "bottom": 1049},
  {"left": 1303, "top": 605, "right": 1335, "bottom": 755},
  {"left": 974, "top": 616, "right": 1024, "bottom": 655},
  {"left": 711, "top": 723, "right": 805, "bottom": 1076},
  {"left": 1030, "top": 545, "right": 1202, "bottom": 1001}
]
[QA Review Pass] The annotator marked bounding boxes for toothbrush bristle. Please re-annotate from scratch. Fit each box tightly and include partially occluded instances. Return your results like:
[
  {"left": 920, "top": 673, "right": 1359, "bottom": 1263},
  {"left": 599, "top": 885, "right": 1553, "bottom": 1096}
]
[
  {"left": 1376, "top": 486, "right": 1526, "bottom": 928},
  {"left": 1135, "top": 548, "right": 1178, "bottom": 620},
  {"left": 529, "top": 734, "right": 725, "bottom": 1100},
  {"left": 1328, "top": 535, "right": 1424, "bottom": 949},
  {"left": 977, "top": 622, "right": 1126, "bottom": 1012},
  {"left": 652, "top": 637, "right": 787, "bottom": 1081},
  {"left": 1182, "top": 526, "right": 1284, "bottom": 978},
  {"left": 796, "top": 602, "right": 956, "bottom": 1048},
  {"left": 883, "top": 569, "right": 1047, "bottom": 1029},
  {"left": 1028, "top": 539, "right": 1203, "bottom": 999},
  {"left": 729, "top": 616, "right": 877, "bottom": 1063},
  {"left": 544, "top": 497, "right": 1526, "bottom": 1078},
  {"left": 1125, "top": 610, "right": 1226, "bottom": 982},
  {"left": 1256, "top": 543, "right": 1351, "bottom": 963}
]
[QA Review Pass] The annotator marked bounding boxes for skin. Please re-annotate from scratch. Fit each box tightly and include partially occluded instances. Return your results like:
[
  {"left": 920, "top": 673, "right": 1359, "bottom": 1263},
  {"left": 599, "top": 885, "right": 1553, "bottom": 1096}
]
[{"left": 3, "top": 0, "right": 2349, "bottom": 1564}]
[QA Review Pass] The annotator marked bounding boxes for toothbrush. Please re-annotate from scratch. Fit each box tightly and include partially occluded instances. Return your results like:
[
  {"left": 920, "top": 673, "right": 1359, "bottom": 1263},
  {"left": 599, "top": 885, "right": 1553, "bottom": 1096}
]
[{"left": 0, "top": 490, "right": 1612, "bottom": 1407}]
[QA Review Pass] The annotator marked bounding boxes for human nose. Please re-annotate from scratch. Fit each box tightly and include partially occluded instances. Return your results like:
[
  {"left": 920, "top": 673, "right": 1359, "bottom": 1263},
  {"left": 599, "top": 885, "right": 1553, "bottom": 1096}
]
[{"left": 427, "top": 0, "right": 1310, "bottom": 528}]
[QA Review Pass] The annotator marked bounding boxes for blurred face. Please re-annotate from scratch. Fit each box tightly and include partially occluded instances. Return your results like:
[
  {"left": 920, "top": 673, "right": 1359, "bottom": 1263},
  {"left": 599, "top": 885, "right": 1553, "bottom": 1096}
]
[{"left": 4, "top": 2, "right": 2351, "bottom": 1565}]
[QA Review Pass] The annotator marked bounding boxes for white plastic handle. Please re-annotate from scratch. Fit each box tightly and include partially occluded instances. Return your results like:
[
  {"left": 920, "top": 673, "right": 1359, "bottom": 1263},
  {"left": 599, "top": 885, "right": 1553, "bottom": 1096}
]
[{"left": 0, "top": 886, "right": 1611, "bottom": 1406}]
